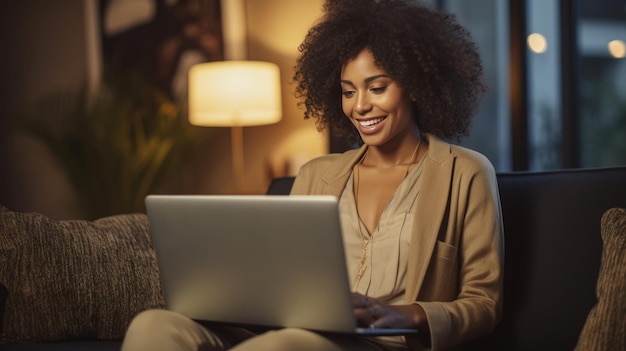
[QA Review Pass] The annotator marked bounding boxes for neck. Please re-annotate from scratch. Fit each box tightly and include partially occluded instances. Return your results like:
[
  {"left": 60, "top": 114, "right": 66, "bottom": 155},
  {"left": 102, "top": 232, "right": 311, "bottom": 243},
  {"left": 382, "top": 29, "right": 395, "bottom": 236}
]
[{"left": 362, "top": 134, "right": 423, "bottom": 168}]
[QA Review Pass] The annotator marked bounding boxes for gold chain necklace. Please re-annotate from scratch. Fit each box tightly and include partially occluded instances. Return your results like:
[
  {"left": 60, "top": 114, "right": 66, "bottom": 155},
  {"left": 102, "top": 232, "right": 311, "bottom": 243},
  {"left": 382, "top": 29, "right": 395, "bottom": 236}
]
[{"left": 352, "top": 138, "right": 422, "bottom": 290}]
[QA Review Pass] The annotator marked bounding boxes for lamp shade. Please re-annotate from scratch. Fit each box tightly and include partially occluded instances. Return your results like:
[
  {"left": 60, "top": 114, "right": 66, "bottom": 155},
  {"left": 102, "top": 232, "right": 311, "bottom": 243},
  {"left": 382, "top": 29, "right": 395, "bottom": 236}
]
[{"left": 188, "top": 61, "right": 282, "bottom": 127}]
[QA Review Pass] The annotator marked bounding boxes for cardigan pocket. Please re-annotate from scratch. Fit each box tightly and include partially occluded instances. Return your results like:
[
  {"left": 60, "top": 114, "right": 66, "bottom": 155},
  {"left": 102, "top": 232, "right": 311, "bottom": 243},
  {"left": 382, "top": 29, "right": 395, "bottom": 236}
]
[
  {"left": 423, "top": 240, "right": 459, "bottom": 301},
  {"left": 435, "top": 240, "right": 458, "bottom": 262}
]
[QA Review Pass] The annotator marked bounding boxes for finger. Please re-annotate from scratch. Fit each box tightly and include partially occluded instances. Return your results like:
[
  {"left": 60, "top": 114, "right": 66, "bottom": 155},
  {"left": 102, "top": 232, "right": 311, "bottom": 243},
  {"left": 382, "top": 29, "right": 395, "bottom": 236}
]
[
  {"left": 352, "top": 292, "right": 373, "bottom": 308},
  {"left": 369, "top": 304, "right": 384, "bottom": 319},
  {"left": 354, "top": 306, "right": 369, "bottom": 321},
  {"left": 370, "top": 313, "right": 400, "bottom": 329},
  {"left": 370, "top": 306, "right": 414, "bottom": 329},
  {"left": 354, "top": 304, "right": 382, "bottom": 326},
  {"left": 354, "top": 309, "right": 372, "bottom": 327},
  {"left": 358, "top": 304, "right": 384, "bottom": 327}
]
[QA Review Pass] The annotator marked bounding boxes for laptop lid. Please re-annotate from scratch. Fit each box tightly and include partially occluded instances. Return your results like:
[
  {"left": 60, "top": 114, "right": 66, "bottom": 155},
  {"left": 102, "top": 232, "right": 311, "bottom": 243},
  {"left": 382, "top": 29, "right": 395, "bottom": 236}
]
[{"left": 146, "top": 195, "right": 417, "bottom": 336}]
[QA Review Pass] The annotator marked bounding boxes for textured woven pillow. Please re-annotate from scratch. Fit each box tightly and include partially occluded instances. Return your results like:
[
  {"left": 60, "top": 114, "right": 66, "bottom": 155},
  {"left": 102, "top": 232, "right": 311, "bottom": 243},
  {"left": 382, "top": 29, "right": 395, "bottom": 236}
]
[
  {"left": 575, "top": 207, "right": 626, "bottom": 350},
  {"left": 0, "top": 205, "right": 165, "bottom": 343}
]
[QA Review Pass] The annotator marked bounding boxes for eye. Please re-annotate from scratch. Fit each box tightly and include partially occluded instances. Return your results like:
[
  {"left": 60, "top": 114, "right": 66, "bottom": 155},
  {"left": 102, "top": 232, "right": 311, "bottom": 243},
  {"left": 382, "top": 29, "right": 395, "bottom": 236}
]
[
  {"left": 342, "top": 90, "right": 356, "bottom": 98},
  {"left": 370, "top": 86, "right": 387, "bottom": 94}
]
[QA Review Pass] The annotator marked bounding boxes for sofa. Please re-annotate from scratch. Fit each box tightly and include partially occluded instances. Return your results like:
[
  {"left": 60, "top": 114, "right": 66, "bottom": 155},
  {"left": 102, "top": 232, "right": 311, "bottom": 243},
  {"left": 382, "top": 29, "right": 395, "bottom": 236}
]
[{"left": 1, "top": 165, "right": 625, "bottom": 350}]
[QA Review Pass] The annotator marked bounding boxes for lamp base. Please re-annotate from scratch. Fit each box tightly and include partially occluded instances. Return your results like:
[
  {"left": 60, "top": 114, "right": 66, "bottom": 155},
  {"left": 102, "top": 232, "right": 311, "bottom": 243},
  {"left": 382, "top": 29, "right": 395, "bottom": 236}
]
[{"left": 231, "top": 126, "right": 245, "bottom": 193}]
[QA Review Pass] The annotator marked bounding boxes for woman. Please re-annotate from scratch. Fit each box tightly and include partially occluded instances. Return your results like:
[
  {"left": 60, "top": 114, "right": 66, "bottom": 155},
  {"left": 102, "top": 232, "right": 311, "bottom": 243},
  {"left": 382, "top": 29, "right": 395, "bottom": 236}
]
[{"left": 122, "top": 0, "right": 503, "bottom": 350}]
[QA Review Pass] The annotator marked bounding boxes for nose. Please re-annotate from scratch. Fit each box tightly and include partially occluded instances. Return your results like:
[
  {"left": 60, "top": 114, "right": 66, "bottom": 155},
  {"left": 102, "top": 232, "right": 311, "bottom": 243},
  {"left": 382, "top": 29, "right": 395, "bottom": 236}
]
[{"left": 355, "top": 93, "right": 372, "bottom": 116}]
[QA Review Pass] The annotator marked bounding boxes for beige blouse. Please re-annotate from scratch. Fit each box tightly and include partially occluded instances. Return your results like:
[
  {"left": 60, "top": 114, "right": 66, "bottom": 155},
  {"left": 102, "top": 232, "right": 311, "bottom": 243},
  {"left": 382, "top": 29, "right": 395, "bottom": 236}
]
[{"left": 339, "top": 157, "right": 425, "bottom": 305}]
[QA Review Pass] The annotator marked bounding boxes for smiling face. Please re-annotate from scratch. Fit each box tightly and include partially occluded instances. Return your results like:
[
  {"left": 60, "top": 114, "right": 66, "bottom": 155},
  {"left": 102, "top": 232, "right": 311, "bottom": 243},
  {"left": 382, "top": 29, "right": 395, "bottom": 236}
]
[{"left": 340, "top": 48, "right": 417, "bottom": 148}]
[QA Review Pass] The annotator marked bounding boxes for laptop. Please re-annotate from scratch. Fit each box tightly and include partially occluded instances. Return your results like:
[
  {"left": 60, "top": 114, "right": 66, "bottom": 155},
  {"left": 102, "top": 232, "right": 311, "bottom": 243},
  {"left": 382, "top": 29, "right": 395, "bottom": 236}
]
[{"left": 145, "top": 194, "right": 418, "bottom": 336}]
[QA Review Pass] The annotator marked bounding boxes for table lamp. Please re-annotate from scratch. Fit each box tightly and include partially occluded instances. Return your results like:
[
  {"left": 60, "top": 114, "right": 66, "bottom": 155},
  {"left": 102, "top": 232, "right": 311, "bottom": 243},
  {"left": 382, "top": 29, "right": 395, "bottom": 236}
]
[{"left": 188, "top": 60, "right": 282, "bottom": 192}]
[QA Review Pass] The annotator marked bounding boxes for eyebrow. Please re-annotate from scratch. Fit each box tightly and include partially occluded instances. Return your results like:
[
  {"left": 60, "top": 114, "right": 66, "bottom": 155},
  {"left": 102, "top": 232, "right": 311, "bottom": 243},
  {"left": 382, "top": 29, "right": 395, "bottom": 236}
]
[{"left": 341, "top": 74, "right": 390, "bottom": 86}]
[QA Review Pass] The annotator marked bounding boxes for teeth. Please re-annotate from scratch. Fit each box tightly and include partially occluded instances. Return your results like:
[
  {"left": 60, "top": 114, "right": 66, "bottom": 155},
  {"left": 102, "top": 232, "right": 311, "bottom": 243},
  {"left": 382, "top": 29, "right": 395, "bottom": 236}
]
[{"left": 359, "top": 117, "right": 385, "bottom": 127}]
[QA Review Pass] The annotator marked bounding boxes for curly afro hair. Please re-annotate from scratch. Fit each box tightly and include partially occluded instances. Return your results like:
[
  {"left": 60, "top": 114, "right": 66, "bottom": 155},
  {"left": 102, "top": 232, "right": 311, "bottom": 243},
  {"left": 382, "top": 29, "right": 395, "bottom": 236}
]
[{"left": 293, "top": 0, "right": 487, "bottom": 144}]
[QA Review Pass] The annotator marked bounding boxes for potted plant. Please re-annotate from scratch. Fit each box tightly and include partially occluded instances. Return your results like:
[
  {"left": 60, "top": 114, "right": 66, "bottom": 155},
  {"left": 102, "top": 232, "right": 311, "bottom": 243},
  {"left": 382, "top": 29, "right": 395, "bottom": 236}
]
[{"left": 13, "top": 71, "right": 201, "bottom": 219}]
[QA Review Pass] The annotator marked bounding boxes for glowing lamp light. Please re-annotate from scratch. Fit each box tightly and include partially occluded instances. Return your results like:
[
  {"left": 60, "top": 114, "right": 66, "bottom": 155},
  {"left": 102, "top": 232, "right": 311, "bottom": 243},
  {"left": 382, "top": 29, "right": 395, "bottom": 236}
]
[
  {"left": 188, "top": 60, "right": 282, "bottom": 192},
  {"left": 189, "top": 61, "right": 282, "bottom": 127},
  {"left": 528, "top": 33, "right": 548, "bottom": 54},
  {"left": 608, "top": 40, "right": 626, "bottom": 59}
]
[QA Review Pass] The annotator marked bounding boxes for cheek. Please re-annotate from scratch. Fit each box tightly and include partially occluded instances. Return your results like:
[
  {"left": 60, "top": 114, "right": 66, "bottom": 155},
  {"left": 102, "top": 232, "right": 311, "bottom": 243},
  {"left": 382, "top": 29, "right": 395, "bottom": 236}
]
[
  {"left": 398, "top": 105, "right": 414, "bottom": 125},
  {"left": 341, "top": 98, "right": 353, "bottom": 117},
  {"left": 376, "top": 91, "right": 402, "bottom": 109},
  {"left": 385, "top": 96, "right": 413, "bottom": 120}
]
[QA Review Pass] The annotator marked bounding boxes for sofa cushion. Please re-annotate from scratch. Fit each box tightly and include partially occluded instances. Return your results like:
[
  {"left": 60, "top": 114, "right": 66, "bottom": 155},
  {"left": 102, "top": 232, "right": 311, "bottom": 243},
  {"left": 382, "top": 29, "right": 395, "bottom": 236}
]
[
  {"left": 0, "top": 205, "right": 165, "bottom": 343},
  {"left": 575, "top": 207, "right": 626, "bottom": 350}
]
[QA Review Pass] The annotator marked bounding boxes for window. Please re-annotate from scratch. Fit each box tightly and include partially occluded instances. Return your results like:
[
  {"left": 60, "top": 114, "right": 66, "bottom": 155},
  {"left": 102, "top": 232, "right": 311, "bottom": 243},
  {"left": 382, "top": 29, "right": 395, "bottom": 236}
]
[
  {"left": 578, "top": 0, "right": 626, "bottom": 168},
  {"left": 526, "top": 0, "right": 561, "bottom": 170},
  {"left": 440, "top": 0, "right": 626, "bottom": 170},
  {"left": 444, "top": 0, "right": 512, "bottom": 171}
]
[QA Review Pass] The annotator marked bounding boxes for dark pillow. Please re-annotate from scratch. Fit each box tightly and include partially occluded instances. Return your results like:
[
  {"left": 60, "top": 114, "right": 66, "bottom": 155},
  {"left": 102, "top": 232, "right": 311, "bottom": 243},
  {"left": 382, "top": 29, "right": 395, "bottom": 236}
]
[
  {"left": 0, "top": 205, "right": 165, "bottom": 343},
  {"left": 575, "top": 207, "right": 626, "bottom": 350}
]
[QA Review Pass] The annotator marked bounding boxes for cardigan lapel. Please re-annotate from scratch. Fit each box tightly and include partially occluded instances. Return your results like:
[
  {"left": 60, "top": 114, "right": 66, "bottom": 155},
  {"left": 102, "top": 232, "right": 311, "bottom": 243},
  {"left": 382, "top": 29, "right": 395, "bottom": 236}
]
[
  {"left": 319, "top": 145, "right": 367, "bottom": 198},
  {"left": 404, "top": 134, "right": 455, "bottom": 302}
]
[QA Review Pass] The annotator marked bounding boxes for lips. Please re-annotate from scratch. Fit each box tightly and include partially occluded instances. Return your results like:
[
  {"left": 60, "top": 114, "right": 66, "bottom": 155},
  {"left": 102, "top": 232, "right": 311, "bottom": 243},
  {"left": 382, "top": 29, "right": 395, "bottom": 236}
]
[
  {"left": 358, "top": 116, "right": 386, "bottom": 127},
  {"left": 355, "top": 116, "right": 387, "bottom": 136}
]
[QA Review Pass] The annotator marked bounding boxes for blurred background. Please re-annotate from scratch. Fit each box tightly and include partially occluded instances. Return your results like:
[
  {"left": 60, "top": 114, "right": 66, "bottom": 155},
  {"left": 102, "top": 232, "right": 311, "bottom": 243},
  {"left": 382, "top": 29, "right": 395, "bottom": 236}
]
[{"left": 0, "top": 0, "right": 624, "bottom": 220}]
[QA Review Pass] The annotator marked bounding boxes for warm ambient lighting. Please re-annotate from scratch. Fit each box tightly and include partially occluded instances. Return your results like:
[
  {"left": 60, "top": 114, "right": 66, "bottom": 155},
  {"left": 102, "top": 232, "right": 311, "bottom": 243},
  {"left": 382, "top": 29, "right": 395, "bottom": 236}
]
[
  {"left": 189, "top": 61, "right": 282, "bottom": 126},
  {"left": 188, "top": 61, "right": 282, "bottom": 192},
  {"left": 527, "top": 33, "right": 548, "bottom": 54},
  {"left": 608, "top": 40, "right": 626, "bottom": 59}
]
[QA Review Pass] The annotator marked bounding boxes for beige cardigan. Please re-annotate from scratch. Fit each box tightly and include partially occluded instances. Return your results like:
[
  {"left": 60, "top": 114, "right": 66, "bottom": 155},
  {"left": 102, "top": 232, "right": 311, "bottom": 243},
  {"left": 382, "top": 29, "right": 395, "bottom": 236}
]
[{"left": 290, "top": 134, "right": 504, "bottom": 350}]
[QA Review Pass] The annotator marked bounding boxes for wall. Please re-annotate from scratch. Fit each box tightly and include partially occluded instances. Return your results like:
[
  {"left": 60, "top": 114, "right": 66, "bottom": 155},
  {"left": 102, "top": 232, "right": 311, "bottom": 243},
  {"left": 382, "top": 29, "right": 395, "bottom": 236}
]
[
  {"left": 0, "top": 0, "right": 328, "bottom": 219},
  {"left": 196, "top": 0, "right": 327, "bottom": 195},
  {"left": 0, "top": 0, "right": 88, "bottom": 219}
]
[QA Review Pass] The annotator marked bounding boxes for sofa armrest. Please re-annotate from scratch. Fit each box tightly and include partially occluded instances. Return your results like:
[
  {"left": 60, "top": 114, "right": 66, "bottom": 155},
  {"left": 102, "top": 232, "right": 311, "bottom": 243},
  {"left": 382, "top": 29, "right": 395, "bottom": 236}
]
[
  {"left": 0, "top": 284, "right": 6, "bottom": 336},
  {"left": 266, "top": 176, "right": 295, "bottom": 195}
]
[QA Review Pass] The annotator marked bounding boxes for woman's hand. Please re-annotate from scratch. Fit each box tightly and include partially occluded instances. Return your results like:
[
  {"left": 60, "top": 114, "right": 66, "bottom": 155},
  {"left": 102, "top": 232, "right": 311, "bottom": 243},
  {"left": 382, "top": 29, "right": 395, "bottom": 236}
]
[{"left": 352, "top": 292, "right": 429, "bottom": 332}]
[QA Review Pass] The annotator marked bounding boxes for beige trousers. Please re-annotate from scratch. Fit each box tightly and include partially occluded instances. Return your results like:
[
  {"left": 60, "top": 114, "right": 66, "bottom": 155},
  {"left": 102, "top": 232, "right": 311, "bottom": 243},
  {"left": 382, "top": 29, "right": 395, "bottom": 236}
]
[{"left": 121, "top": 309, "right": 409, "bottom": 351}]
